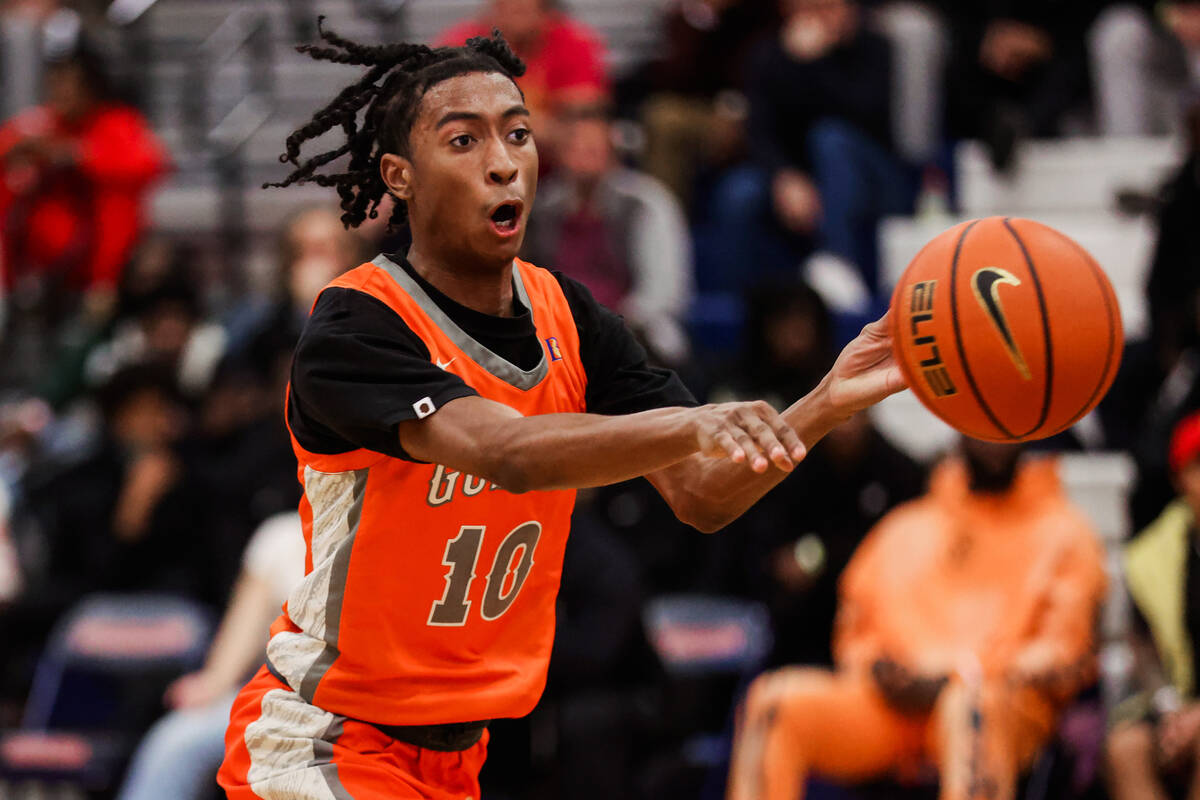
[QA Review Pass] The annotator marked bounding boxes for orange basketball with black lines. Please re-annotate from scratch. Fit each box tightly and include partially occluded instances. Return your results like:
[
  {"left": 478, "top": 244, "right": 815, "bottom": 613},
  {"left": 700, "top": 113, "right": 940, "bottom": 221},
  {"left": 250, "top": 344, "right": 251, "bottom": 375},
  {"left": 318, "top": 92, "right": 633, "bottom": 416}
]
[{"left": 890, "top": 217, "right": 1122, "bottom": 442}]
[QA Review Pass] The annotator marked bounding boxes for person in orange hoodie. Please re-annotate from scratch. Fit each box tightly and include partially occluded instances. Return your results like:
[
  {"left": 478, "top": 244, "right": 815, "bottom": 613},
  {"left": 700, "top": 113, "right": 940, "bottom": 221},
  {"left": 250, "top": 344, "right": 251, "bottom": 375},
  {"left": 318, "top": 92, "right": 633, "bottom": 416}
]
[{"left": 727, "top": 437, "right": 1108, "bottom": 800}]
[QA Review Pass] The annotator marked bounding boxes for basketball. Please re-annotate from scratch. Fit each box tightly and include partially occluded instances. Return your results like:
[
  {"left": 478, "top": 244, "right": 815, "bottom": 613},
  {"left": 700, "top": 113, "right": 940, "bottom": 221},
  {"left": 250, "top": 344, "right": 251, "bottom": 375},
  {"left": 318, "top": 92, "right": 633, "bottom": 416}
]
[{"left": 890, "top": 217, "right": 1122, "bottom": 443}]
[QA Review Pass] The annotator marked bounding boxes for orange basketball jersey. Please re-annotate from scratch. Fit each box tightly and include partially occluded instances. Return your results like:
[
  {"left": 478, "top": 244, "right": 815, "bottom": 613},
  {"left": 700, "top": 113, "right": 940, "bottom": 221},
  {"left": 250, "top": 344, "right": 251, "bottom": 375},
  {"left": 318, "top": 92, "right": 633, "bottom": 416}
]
[{"left": 266, "top": 255, "right": 588, "bottom": 725}]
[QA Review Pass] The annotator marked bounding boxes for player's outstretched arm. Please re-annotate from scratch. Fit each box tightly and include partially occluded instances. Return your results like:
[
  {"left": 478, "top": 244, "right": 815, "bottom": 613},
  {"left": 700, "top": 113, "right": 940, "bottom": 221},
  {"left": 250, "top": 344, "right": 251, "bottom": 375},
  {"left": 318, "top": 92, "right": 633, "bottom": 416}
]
[
  {"left": 648, "top": 313, "right": 908, "bottom": 532},
  {"left": 397, "top": 396, "right": 805, "bottom": 496}
]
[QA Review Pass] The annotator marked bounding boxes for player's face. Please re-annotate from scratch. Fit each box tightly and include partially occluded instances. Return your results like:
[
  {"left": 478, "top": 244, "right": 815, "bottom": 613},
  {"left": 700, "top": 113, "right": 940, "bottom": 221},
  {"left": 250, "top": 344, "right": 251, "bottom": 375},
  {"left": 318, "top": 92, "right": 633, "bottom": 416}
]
[{"left": 394, "top": 71, "right": 537, "bottom": 271}]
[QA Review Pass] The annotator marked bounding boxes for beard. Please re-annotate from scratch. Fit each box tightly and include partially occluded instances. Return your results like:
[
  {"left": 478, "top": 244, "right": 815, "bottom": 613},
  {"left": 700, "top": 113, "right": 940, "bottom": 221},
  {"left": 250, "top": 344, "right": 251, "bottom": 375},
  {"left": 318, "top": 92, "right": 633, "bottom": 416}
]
[{"left": 965, "top": 449, "right": 1021, "bottom": 494}]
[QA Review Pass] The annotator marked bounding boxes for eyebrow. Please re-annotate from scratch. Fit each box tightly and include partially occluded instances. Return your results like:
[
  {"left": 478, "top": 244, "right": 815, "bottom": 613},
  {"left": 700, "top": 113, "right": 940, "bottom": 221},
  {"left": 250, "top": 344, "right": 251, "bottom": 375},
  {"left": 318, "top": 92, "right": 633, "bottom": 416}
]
[{"left": 435, "top": 105, "right": 530, "bottom": 128}]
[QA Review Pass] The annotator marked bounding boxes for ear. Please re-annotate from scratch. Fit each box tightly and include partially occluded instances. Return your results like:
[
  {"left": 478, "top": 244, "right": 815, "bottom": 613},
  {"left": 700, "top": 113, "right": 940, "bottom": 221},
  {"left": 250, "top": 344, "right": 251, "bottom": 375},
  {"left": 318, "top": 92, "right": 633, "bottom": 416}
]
[{"left": 380, "top": 153, "right": 414, "bottom": 201}]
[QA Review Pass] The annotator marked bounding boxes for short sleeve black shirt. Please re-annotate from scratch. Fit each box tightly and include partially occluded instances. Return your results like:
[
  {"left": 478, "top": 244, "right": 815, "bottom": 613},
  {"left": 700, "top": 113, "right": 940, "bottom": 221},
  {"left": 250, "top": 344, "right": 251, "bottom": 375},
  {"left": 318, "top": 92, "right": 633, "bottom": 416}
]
[{"left": 287, "top": 255, "right": 697, "bottom": 460}]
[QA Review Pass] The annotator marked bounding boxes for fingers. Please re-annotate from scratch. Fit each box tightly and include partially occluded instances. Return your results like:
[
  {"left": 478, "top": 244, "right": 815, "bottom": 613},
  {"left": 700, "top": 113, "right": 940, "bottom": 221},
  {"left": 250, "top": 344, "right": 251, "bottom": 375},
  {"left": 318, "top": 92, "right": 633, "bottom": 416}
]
[
  {"left": 713, "top": 430, "right": 746, "bottom": 464},
  {"left": 859, "top": 310, "right": 892, "bottom": 342},
  {"left": 737, "top": 410, "right": 788, "bottom": 472},
  {"left": 699, "top": 403, "right": 806, "bottom": 473},
  {"left": 738, "top": 403, "right": 806, "bottom": 472},
  {"left": 728, "top": 424, "right": 768, "bottom": 473},
  {"left": 766, "top": 408, "right": 807, "bottom": 462}
]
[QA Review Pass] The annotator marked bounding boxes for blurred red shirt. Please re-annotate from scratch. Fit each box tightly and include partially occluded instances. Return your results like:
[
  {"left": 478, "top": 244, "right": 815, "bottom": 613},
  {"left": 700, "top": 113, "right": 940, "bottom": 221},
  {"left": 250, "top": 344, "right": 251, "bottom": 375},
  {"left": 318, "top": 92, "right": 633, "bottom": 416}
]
[
  {"left": 437, "top": 12, "right": 609, "bottom": 121},
  {"left": 0, "top": 103, "right": 168, "bottom": 291}
]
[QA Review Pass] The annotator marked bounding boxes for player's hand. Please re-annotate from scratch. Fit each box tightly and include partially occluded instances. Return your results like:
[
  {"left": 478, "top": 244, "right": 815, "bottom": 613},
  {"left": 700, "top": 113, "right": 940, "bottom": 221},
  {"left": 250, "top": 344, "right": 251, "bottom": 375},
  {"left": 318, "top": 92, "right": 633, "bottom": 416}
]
[
  {"left": 821, "top": 313, "right": 907, "bottom": 418},
  {"left": 689, "top": 401, "right": 806, "bottom": 473}
]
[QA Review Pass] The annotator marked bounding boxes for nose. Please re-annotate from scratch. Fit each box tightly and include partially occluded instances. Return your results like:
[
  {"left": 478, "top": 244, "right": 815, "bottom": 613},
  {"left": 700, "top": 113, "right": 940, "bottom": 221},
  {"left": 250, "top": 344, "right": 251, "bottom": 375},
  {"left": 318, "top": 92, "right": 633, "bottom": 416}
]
[{"left": 486, "top": 139, "right": 518, "bottom": 186}]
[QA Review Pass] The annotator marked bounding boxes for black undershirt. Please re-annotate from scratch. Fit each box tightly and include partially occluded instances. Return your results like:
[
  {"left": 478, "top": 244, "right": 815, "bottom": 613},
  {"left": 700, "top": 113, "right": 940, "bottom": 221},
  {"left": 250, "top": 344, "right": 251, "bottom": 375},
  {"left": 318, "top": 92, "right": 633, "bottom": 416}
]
[{"left": 287, "top": 254, "right": 697, "bottom": 461}]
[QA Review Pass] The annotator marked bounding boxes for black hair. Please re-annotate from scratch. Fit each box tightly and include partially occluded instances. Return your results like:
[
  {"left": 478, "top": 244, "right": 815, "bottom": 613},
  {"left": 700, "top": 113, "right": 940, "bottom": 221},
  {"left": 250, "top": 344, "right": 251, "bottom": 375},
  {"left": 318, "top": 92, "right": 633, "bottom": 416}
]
[
  {"left": 45, "top": 36, "right": 116, "bottom": 101},
  {"left": 265, "top": 18, "right": 526, "bottom": 230},
  {"left": 95, "top": 363, "right": 184, "bottom": 423},
  {"left": 741, "top": 281, "right": 835, "bottom": 398}
]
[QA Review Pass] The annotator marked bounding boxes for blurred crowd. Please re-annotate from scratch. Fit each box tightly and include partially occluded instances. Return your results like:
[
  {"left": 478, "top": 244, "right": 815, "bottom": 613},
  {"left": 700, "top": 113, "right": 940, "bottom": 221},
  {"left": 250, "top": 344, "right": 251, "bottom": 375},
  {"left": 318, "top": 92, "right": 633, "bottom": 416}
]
[{"left": 6, "top": 0, "right": 1200, "bottom": 799}]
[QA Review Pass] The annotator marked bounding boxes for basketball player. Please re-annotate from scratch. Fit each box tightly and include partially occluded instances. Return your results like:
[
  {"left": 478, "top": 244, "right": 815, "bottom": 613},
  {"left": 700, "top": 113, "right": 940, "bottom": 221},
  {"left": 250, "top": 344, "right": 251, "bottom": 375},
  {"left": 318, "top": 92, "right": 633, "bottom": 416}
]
[{"left": 218, "top": 23, "right": 905, "bottom": 800}]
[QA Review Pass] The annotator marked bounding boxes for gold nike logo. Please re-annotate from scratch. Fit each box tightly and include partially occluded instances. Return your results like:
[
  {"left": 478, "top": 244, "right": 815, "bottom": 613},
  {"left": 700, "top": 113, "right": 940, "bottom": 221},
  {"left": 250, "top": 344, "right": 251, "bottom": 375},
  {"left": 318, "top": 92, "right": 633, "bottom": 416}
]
[{"left": 971, "top": 267, "right": 1031, "bottom": 380}]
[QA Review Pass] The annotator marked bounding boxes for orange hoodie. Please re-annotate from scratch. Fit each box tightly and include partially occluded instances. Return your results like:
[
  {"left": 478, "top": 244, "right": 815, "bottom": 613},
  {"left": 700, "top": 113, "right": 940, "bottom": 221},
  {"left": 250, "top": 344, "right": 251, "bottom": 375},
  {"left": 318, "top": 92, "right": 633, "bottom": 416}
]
[{"left": 834, "top": 457, "right": 1107, "bottom": 700}]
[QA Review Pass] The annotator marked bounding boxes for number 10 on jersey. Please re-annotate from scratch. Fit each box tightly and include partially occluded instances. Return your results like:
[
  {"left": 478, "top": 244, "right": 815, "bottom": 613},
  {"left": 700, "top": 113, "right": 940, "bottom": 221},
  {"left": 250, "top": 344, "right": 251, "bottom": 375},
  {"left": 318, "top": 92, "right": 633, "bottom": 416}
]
[{"left": 427, "top": 521, "right": 542, "bottom": 626}]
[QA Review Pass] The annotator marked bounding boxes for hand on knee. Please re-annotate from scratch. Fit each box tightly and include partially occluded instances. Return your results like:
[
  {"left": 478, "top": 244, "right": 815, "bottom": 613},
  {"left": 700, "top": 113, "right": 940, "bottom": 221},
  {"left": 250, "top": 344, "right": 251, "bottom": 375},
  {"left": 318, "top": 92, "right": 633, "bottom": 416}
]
[{"left": 1106, "top": 721, "right": 1156, "bottom": 769}]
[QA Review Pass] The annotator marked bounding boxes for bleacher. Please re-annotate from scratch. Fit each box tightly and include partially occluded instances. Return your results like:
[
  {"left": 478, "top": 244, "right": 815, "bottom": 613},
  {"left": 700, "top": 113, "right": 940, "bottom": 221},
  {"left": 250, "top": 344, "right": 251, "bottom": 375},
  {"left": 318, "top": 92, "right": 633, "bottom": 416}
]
[
  {"left": 1, "top": 2, "right": 1182, "bottom": 797},
  {"left": 132, "top": 0, "right": 672, "bottom": 246}
]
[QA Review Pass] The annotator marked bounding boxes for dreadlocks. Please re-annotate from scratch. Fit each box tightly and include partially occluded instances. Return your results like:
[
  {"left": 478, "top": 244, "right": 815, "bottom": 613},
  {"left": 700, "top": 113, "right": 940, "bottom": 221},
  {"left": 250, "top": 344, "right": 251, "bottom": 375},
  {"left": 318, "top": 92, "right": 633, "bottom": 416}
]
[{"left": 265, "top": 18, "right": 526, "bottom": 230}]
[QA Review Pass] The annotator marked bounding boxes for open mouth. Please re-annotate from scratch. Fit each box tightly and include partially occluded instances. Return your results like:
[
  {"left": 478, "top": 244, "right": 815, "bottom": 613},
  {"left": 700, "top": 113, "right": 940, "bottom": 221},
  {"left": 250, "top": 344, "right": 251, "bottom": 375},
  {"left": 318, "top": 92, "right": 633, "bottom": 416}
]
[{"left": 489, "top": 201, "right": 522, "bottom": 235}]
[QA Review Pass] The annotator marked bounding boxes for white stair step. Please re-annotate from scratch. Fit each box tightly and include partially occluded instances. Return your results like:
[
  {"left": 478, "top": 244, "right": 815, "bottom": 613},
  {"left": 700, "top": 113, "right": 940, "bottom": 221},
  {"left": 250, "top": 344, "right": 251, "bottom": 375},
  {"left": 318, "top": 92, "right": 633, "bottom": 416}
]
[
  {"left": 880, "top": 212, "right": 1154, "bottom": 340},
  {"left": 958, "top": 137, "right": 1183, "bottom": 215},
  {"left": 149, "top": 181, "right": 332, "bottom": 234}
]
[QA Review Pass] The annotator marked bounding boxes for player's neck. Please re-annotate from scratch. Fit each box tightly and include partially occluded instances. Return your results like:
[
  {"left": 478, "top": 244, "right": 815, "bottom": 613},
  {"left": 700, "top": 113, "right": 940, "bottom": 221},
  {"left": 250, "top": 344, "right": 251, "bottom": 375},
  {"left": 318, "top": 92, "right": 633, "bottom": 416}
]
[{"left": 407, "top": 245, "right": 516, "bottom": 318}]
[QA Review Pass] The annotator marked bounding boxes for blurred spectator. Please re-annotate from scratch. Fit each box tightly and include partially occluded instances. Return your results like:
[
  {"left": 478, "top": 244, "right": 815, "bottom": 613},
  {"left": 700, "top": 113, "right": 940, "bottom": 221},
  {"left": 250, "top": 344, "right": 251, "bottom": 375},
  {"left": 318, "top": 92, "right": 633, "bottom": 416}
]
[
  {"left": 436, "top": 0, "right": 609, "bottom": 164},
  {"left": 0, "top": 479, "right": 17, "bottom": 603},
  {"left": 727, "top": 439, "right": 1107, "bottom": 800},
  {"left": 83, "top": 262, "right": 226, "bottom": 399},
  {"left": 184, "top": 208, "right": 364, "bottom": 556},
  {"left": 1101, "top": 106, "right": 1200, "bottom": 528},
  {"left": 0, "top": 34, "right": 166, "bottom": 319},
  {"left": 1108, "top": 411, "right": 1200, "bottom": 800},
  {"left": 702, "top": 0, "right": 915, "bottom": 297},
  {"left": 1, "top": 365, "right": 218, "bottom": 706},
  {"left": 116, "top": 512, "right": 305, "bottom": 800},
  {"left": 744, "top": 412, "right": 926, "bottom": 667},
  {"left": 634, "top": 0, "right": 779, "bottom": 206},
  {"left": 709, "top": 281, "right": 836, "bottom": 408},
  {"left": 1146, "top": 104, "right": 1200, "bottom": 370},
  {"left": 709, "top": 282, "right": 925, "bottom": 665},
  {"left": 226, "top": 205, "right": 369, "bottom": 366},
  {"left": 1090, "top": 0, "right": 1200, "bottom": 137},
  {"left": 523, "top": 110, "right": 693, "bottom": 365},
  {"left": 943, "top": 0, "right": 1095, "bottom": 171}
]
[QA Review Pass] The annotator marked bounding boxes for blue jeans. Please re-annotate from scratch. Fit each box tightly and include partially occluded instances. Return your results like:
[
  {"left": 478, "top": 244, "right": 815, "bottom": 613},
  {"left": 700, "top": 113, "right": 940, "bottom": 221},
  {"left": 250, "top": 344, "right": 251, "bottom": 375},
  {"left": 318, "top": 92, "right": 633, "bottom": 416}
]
[
  {"left": 696, "top": 165, "right": 811, "bottom": 294},
  {"left": 699, "top": 120, "right": 916, "bottom": 294},
  {"left": 116, "top": 690, "right": 236, "bottom": 800},
  {"left": 808, "top": 118, "right": 917, "bottom": 290}
]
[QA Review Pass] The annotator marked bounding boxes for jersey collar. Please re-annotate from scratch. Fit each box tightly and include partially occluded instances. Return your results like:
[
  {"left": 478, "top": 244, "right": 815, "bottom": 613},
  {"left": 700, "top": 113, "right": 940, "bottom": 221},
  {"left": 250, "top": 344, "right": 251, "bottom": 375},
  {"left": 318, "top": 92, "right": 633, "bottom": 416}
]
[{"left": 373, "top": 254, "right": 549, "bottom": 391}]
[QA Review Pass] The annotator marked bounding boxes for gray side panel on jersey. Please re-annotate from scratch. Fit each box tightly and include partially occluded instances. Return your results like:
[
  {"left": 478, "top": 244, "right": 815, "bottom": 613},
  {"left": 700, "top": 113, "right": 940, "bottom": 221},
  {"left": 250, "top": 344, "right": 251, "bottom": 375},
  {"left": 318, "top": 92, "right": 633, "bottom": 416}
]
[
  {"left": 373, "top": 254, "right": 549, "bottom": 390},
  {"left": 244, "top": 687, "right": 353, "bottom": 800},
  {"left": 269, "top": 467, "right": 368, "bottom": 703}
]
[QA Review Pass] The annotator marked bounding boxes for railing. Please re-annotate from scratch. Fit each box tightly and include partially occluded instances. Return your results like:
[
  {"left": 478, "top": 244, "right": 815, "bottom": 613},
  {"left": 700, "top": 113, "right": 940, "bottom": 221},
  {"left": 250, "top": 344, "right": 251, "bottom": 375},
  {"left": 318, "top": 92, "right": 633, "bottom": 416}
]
[{"left": 183, "top": 7, "right": 277, "bottom": 266}]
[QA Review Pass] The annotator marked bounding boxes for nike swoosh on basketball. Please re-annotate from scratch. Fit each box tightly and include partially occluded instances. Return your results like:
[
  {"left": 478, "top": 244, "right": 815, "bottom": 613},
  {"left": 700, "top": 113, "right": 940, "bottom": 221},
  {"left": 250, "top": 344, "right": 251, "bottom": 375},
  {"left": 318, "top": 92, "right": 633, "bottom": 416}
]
[{"left": 971, "top": 267, "right": 1032, "bottom": 380}]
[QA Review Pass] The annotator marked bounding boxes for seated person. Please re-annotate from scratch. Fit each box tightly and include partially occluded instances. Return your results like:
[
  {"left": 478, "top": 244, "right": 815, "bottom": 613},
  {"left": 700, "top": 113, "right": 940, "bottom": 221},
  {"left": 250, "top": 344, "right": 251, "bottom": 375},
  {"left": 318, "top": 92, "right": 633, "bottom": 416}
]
[
  {"left": 942, "top": 0, "right": 1095, "bottom": 170},
  {"left": 727, "top": 437, "right": 1107, "bottom": 800},
  {"left": 116, "top": 512, "right": 305, "bottom": 800},
  {"left": 1107, "top": 411, "right": 1200, "bottom": 800},
  {"left": 704, "top": 0, "right": 914, "bottom": 296},
  {"left": 522, "top": 109, "right": 693, "bottom": 365}
]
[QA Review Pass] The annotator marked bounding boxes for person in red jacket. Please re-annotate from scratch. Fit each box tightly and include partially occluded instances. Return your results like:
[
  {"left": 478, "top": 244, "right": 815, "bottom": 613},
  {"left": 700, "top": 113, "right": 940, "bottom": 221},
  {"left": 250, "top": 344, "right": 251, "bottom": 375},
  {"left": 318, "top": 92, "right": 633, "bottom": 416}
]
[
  {"left": 437, "top": 0, "right": 609, "bottom": 162},
  {"left": 0, "top": 39, "right": 167, "bottom": 314}
]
